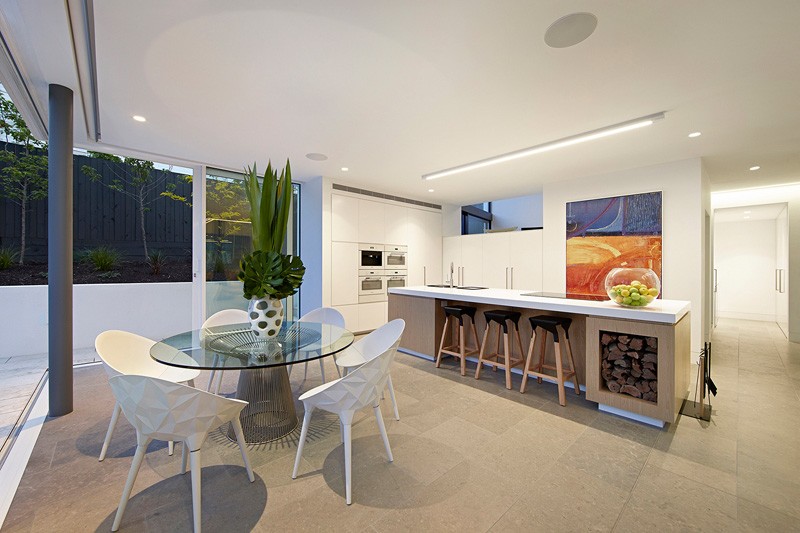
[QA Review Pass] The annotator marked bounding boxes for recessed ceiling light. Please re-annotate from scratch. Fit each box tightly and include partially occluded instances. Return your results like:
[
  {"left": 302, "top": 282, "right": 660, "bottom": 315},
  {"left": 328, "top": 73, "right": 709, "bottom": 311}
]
[
  {"left": 744, "top": 210, "right": 751, "bottom": 214},
  {"left": 305, "top": 153, "right": 328, "bottom": 161},
  {"left": 749, "top": 165, "right": 761, "bottom": 171},
  {"left": 132, "top": 115, "right": 146, "bottom": 122},
  {"left": 428, "top": 189, "right": 434, "bottom": 193},
  {"left": 744, "top": 216, "right": 751, "bottom": 219},
  {"left": 544, "top": 13, "right": 598, "bottom": 48},
  {"left": 688, "top": 132, "right": 701, "bottom": 138},
  {"left": 341, "top": 167, "right": 349, "bottom": 172}
]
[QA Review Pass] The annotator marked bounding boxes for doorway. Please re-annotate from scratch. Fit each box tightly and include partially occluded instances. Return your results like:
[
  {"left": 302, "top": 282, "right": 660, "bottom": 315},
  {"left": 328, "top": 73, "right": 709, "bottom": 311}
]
[{"left": 713, "top": 203, "right": 789, "bottom": 334}]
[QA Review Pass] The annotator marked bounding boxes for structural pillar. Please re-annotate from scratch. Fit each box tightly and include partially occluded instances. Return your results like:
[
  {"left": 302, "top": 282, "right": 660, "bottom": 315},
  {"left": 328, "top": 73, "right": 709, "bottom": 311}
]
[{"left": 48, "top": 84, "right": 73, "bottom": 416}]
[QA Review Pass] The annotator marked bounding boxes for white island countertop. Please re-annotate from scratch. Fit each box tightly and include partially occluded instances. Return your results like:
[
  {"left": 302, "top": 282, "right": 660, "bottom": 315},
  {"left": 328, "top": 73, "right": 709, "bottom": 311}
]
[{"left": 389, "top": 286, "right": 690, "bottom": 325}]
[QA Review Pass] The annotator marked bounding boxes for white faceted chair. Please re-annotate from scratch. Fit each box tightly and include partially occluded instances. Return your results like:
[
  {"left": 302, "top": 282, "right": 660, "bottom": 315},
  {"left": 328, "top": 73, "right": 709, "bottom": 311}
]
[
  {"left": 95, "top": 330, "right": 200, "bottom": 461},
  {"left": 335, "top": 321, "right": 403, "bottom": 421},
  {"left": 108, "top": 374, "right": 254, "bottom": 533},
  {"left": 292, "top": 319, "right": 405, "bottom": 505},
  {"left": 288, "top": 307, "right": 346, "bottom": 384},
  {"left": 201, "top": 309, "right": 249, "bottom": 394}
]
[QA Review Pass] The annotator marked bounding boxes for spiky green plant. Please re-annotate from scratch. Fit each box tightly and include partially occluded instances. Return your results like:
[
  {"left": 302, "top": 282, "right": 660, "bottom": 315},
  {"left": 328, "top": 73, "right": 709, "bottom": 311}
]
[
  {"left": 243, "top": 159, "right": 292, "bottom": 254},
  {"left": 0, "top": 246, "right": 18, "bottom": 270}
]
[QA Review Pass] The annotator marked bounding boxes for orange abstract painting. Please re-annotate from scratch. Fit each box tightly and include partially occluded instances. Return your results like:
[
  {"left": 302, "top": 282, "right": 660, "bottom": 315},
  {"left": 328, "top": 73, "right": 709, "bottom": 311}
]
[{"left": 566, "top": 193, "right": 662, "bottom": 296}]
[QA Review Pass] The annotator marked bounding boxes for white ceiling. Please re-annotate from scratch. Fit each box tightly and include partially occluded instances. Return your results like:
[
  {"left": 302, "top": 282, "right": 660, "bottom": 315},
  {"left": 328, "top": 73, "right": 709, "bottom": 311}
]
[
  {"left": 2, "top": 1, "right": 800, "bottom": 206},
  {"left": 714, "top": 202, "right": 786, "bottom": 223}
]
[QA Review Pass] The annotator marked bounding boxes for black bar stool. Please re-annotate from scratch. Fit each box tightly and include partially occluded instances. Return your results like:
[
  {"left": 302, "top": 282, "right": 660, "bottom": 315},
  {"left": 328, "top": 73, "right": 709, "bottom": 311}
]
[
  {"left": 475, "top": 310, "right": 524, "bottom": 389},
  {"left": 436, "top": 305, "right": 481, "bottom": 376},
  {"left": 521, "top": 315, "right": 580, "bottom": 406}
]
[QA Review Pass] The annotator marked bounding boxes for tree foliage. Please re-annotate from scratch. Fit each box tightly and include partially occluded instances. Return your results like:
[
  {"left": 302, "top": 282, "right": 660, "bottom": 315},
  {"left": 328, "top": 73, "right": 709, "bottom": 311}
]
[{"left": 0, "top": 91, "right": 48, "bottom": 264}]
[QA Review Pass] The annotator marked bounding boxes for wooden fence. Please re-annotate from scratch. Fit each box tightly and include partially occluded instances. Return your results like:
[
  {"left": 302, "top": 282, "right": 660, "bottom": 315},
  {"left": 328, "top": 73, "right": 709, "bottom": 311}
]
[{"left": 0, "top": 147, "right": 193, "bottom": 261}]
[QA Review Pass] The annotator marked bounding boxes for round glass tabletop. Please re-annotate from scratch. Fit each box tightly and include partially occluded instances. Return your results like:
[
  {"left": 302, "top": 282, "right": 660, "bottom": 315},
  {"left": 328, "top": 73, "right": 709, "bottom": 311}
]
[{"left": 150, "top": 321, "right": 355, "bottom": 370}]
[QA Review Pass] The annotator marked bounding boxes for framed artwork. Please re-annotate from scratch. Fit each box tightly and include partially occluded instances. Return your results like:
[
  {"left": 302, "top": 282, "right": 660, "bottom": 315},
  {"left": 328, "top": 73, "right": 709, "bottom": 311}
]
[{"left": 565, "top": 191, "right": 662, "bottom": 296}]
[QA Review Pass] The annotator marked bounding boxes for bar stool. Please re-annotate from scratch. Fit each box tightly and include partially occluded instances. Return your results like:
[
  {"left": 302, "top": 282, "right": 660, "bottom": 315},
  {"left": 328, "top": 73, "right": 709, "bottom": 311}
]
[
  {"left": 436, "top": 305, "right": 481, "bottom": 376},
  {"left": 475, "top": 310, "right": 524, "bottom": 389},
  {"left": 521, "top": 315, "right": 580, "bottom": 406}
]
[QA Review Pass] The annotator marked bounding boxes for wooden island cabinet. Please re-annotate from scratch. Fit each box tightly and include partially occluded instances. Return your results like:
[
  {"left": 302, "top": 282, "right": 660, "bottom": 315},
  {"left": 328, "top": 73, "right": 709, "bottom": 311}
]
[{"left": 389, "top": 286, "right": 691, "bottom": 427}]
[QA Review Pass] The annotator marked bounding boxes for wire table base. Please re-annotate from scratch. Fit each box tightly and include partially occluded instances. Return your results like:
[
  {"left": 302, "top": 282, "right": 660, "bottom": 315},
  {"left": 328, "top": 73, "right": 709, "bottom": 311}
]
[{"left": 227, "top": 366, "right": 298, "bottom": 443}]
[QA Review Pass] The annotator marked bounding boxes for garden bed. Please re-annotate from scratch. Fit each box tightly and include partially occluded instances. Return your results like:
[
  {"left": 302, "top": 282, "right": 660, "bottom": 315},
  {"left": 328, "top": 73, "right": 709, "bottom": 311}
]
[{"left": 0, "top": 258, "right": 192, "bottom": 285}]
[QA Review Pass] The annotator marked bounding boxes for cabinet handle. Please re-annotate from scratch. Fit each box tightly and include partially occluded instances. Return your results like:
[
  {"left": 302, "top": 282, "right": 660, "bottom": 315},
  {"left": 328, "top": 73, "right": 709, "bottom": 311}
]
[
  {"left": 776, "top": 269, "right": 780, "bottom": 292},
  {"left": 505, "top": 267, "right": 509, "bottom": 289},
  {"left": 423, "top": 266, "right": 426, "bottom": 285},
  {"left": 511, "top": 266, "right": 514, "bottom": 289}
]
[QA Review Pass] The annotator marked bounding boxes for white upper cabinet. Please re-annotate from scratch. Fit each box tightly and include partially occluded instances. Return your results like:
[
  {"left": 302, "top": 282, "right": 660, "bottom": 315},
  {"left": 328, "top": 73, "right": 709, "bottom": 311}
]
[
  {"left": 331, "top": 241, "right": 359, "bottom": 305},
  {"left": 358, "top": 199, "right": 386, "bottom": 243},
  {"left": 508, "top": 230, "right": 543, "bottom": 291},
  {"left": 482, "top": 232, "right": 510, "bottom": 288},
  {"left": 459, "top": 234, "right": 484, "bottom": 286},
  {"left": 331, "top": 194, "right": 359, "bottom": 242},
  {"left": 442, "top": 235, "right": 461, "bottom": 284},
  {"left": 384, "top": 203, "right": 408, "bottom": 245}
]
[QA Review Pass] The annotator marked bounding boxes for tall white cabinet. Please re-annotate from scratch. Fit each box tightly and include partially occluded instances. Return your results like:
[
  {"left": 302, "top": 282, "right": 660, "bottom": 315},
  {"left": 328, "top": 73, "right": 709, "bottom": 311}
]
[{"left": 330, "top": 191, "right": 442, "bottom": 332}]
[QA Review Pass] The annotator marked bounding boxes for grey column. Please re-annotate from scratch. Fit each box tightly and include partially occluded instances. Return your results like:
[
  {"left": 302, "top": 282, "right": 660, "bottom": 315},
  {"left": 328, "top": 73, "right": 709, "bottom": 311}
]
[{"left": 48, "top": 84, "right": 73, "bottom": 416}]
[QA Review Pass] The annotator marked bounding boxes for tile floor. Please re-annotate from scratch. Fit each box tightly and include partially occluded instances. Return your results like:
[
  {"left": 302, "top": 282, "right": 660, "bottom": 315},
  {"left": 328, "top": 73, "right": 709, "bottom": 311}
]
[
  {"left": 2, "top": 318, "right": 800, "bottom": 532},
  {"left": 0, "top": 348, "right": 97, "bottom": 453}
]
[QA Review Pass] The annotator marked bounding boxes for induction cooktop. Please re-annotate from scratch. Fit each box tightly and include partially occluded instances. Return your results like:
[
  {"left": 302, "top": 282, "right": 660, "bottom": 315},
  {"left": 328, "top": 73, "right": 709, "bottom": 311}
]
[{"left": 521, "top": 291, "right": 608, "bottom": 302}]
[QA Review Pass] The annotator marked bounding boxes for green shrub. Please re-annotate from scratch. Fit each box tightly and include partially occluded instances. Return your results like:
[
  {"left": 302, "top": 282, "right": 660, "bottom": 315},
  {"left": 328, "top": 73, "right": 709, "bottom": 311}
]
[
  {"left": 147, "top": 249, "right": 166, "bottom": 275},
  {"left": 83, "top": 246, "right": 120, "bottom": 272},
  {"left": 0, "top": 247, "right": 18, "bottom": 270}
]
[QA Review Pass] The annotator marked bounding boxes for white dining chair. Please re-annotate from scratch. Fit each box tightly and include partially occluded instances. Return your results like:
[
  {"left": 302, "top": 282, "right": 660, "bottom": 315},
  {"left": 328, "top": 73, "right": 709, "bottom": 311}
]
[
  {"left": 95, "top": 330, "right": 200, "bottom": 461},
  {"left": 335, "top": 322, "right": 402, "bottom": 421},
  {"left": 108, "top": 374, "right": 254, "bottom": 533},
  {"left": 288, "top": 307, "right": 346, "bottom": 384},
  {"left": 292, "top": 319, "right": 404, "bottom": 505},
  {"left": 201, "top": 309, "right": 249, "bottom": 394}
]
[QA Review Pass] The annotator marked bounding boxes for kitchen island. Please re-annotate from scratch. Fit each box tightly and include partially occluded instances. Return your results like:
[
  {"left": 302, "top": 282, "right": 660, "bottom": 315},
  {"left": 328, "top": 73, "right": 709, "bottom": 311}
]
[{"left": 388, "top": 286, "right": 691, "bottom": 426}]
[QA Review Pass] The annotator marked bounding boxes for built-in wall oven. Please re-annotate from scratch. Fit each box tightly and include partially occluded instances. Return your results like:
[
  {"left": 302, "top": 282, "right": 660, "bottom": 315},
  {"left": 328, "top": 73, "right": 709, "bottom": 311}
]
[
  {"left": 359, "top": 269, "right": 385, "bottom": 303},
  {"left": 384, "top": 245, "right": 408, "bottom": 269},
  {"left": 359, "top": 243, "right": 384, "bottom": 271},
  {"left": 384, "top": 269, "right": 407, "bottom": 294}
]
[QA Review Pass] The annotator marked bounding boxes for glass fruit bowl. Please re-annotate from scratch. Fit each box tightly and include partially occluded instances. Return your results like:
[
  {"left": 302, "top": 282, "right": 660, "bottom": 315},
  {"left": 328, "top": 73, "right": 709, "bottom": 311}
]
[{"left": 605, "top": 268, "right": 660, "bottom": 308}]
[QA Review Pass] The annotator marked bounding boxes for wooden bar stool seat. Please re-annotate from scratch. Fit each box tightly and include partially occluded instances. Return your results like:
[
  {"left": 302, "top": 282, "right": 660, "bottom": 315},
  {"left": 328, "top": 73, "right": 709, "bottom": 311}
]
[
  {"left": 475, "top": 310, "right": 524, "bottom": 389},
  {"left": 521, "top": 315, "right": 580, "bottom": 406},
  {"left": 436, "top": 305, "right": 481, "bottom": 376}
]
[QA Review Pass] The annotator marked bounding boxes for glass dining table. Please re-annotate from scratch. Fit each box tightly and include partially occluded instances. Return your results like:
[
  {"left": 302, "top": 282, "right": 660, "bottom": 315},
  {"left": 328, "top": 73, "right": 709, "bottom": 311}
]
[{"left": 151, "top": 320, "right": 355, "bottom": 443}]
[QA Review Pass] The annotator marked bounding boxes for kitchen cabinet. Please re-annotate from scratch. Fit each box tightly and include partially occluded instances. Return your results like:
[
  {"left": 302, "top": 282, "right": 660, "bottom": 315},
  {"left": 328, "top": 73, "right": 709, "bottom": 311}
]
[
  {"left": 384, "top": 203, "right": 408, "bottom": 245},
  {"left": 358, "top": 199, "right": 386, "bottom": 243},
  {"left": 333, "top": 304, "right": 359, "bottom": 332},
  {"left": 508, "top": 230, "right": 543, "bottom": 291},
  {"left": 442, "top": 231, "right": 542, "bottom": 290},
  {"left": 331, "top": 241, "right": 358, "bottom": 305},
  {"left": 331, "top": 194, "right": 359, "bottom": 242},
  {"left": 358, "top": 301, "right": 388, "bottom": 332},
  {"left": 408, "top": 207, "right": 442, "bottom": 286}
]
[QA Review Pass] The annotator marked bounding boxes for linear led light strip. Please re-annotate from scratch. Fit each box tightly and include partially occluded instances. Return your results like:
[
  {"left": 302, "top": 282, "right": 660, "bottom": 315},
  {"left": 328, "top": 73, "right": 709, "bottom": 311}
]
[{"left": 422, "top": 112, "right": 666, "bottom": 181}]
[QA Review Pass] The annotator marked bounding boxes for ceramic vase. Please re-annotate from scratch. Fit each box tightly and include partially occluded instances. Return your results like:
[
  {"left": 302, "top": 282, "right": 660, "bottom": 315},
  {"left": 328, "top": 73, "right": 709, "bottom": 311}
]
[{"left": 248, "top": 297, "right": 284, "bottom": 337}]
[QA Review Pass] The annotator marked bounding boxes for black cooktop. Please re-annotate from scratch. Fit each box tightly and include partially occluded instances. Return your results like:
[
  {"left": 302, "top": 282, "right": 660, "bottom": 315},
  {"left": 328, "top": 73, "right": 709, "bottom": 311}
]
[{"left": 521, "top": 291, "right": 608, "bottom": 302}]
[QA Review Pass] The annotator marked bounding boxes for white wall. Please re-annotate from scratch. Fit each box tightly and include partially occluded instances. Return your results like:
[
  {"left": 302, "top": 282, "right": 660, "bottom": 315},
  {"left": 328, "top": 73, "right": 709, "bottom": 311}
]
[
  {"left": 713, "top": 183, "right": 800, "bottom": 342},
  {"left": 714, "top": 219, "right": 777, "bottom": 321},
  {"left": 0, "top": 282, "right": 192, "bottom": 357},
  {"left": 441, "top": 203, "right": 461, "bottom": 237},
  {"left": 491, "top": 193, "right": 544, "bottom": 230},
  {"left": 543, "top": 158, "right": 706, "bottom": 353}
]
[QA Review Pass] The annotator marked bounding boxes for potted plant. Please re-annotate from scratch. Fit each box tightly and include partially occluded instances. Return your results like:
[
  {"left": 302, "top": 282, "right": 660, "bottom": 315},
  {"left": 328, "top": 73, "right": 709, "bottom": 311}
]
[{"left": 237, "top": 160, "right": 305, "bottom": 337}]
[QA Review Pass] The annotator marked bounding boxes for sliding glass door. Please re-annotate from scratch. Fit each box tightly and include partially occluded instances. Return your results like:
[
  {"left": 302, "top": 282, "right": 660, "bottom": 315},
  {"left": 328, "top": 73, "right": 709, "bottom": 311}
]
[{"left": 205, "top": 167, "right": 300, "bottom": 321}]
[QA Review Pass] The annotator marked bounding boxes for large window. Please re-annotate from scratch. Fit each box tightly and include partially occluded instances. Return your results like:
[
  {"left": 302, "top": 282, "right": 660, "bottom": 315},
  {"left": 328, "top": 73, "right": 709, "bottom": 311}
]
[{"left": 205, "top": 168, "right": 300, "bottom": 320}]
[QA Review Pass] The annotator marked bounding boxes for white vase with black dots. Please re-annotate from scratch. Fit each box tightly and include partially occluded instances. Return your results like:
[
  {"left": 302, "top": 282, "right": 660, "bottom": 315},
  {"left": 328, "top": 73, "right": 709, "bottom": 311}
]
[{"left": 248, "top": 297, "right": 284, "bottom": 338}]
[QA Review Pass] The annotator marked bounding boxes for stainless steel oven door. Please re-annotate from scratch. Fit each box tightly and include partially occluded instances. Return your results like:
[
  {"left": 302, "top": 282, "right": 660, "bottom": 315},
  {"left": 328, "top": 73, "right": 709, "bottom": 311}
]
[
  {"left": 384, "top": 251, "right": 407, "bottom": 268},
  {"left": 385, "top": 275, "right": 407, "bottom": 291},
  {"left": 358, "top": 275, "right": 385, "bottom": 296}
]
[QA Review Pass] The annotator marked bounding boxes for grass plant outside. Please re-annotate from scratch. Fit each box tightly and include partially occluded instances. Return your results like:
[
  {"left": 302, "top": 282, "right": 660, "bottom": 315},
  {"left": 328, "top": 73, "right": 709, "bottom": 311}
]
[
  {"left": 82, "top": 246, "right": 121, "bottom": 272},
  {"left": 0, "top": 246, "right": 18, "bottom": 269}
]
